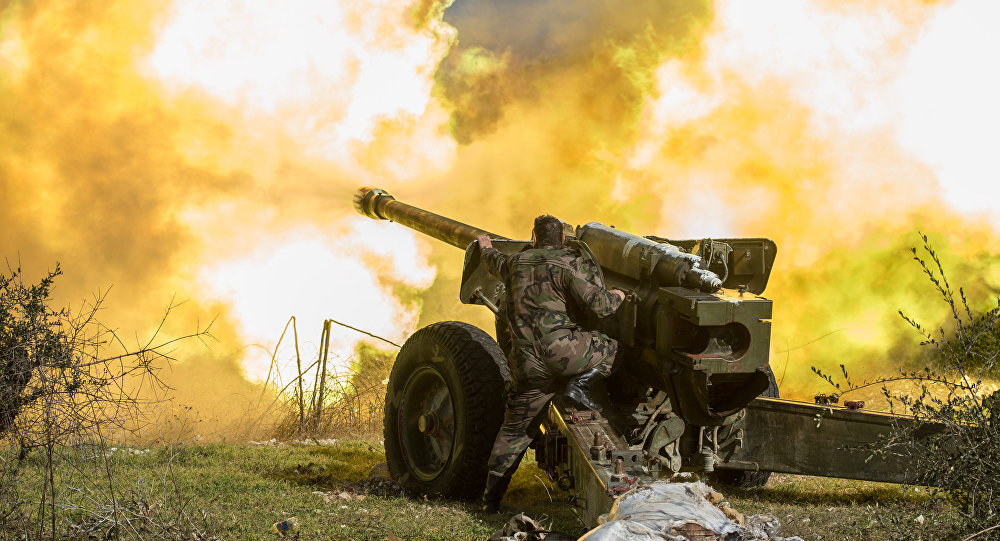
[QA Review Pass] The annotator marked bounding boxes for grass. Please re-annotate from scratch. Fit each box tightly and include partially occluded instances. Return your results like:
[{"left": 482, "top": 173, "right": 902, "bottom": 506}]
[
  {"left": 725, "top": 475, "right": 964, "bottom": 540},
  {"left": 4, "top": 440, "right": 967, "bottom": 540}
]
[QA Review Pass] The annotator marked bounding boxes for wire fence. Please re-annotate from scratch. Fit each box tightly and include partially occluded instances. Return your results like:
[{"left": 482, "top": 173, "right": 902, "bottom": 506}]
[{"left": 264, "top": 317, "right": 398, "bottom": 438}]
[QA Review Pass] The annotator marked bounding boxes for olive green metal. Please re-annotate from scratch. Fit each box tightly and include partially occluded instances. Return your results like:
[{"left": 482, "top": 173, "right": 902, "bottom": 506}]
[
  {"left": 721, "top": 397, "right": 940, "bottom": 483},
  {"left": 354, "top": 187, "right": 505, "bottom": 249},
  {"left": 656, "top": 287, "right": 772, "bottom": 375},
  {"left": 541, "top": 396, "right": 939, "bottom": 529},
  {"left": 354, "top": 186, "right": 936, "bottom": 530},
  {"left": 354, "top": 186, "right": 775, "bottom": 426},
  {"left": 577, "top": 222, "right": 722, "bottom": 292}
]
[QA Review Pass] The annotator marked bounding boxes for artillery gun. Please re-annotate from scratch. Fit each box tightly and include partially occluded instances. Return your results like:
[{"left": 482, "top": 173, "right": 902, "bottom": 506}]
[{"left": 354, "top": 187, "right": 926, "bottom": 527}]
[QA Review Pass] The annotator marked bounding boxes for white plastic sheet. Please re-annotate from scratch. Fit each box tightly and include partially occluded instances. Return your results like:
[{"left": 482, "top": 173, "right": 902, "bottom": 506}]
[
  {"left": 576, "top": 520, "right": 672, "bottom": 541},
  {"left": 577, "top": 482, "right": 803, "bottom": 541}
]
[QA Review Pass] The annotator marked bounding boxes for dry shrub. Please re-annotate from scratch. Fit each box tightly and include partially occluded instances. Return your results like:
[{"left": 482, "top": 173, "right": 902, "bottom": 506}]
[
  {"left": 814, "top": 235, "right": 1000, "bottom": 540},
  {"left": 1, "top": 262, "right": 213, "bottom": 539},
  {"left": 265, "top": 319, "right": 395, "bottom": 439},
  {"left": 309, "top": 343, "right": 393, "bottom": 436}
]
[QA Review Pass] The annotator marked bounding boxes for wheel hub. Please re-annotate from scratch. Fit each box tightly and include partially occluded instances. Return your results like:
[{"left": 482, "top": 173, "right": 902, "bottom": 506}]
[
  {"left": 397, "top": 365, "right": 457, "bottom": 481},
  {"left": 417, "top": 412, "right": 439, "bottom": 435}
]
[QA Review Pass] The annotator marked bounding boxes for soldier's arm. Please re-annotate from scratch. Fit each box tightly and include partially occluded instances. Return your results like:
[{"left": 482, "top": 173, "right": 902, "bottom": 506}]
[
  {"left": 566, "top": 258, "right": 622, "bottom": 318},
  {"left": 478, "top": 235, "right": 510, "bottom": 280}
]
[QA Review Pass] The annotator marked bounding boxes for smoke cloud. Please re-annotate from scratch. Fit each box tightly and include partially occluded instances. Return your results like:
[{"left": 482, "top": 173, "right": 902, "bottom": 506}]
[
  {"left": 1, "top": 0, "right": 997, "bottom": 434},
  {"left": 0, "top": 1, "right": 441, "bottom": 438},
  {"left": 418, "top": 0, "right": 1000, "bottom": 399}
]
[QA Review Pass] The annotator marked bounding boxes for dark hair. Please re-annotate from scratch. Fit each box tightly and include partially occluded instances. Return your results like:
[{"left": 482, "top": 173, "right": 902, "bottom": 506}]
[{"left": 533, "top": 215, "right": 563, "bottom": 246}]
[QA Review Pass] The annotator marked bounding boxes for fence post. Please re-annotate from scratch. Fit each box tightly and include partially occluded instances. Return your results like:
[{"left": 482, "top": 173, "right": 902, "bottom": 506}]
[
  {"left": 293, "top": 317, "right": 305, "bottom": 425},
  {"left": 315, "top": 319, "right": 331, "bottom": 430}
]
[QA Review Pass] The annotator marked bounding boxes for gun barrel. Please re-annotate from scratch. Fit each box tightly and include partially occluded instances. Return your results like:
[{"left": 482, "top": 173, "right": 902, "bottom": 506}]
[{"left": 354, "top": 187, "right": 506, "bottom": 249}]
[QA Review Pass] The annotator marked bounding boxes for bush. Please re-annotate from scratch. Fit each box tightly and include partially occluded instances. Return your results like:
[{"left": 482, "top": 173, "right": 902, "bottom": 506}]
[
  {"left": 1, "top": 262, "right": 212, "bottom": 538},
  {"left": 814, "top": 234, "right": 1000, "bottom": 540},
  {"left": 0, "top": 264, "right": 73, "bottom": 439}
]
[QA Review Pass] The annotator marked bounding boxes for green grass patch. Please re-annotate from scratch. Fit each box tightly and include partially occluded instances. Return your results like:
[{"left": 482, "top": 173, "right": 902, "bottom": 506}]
[
  {"left": 3, "top": 442, "right": 967, "bottom": 540},
  {"left": 723, "top": 474, "right": 964, "bottom": 540}
]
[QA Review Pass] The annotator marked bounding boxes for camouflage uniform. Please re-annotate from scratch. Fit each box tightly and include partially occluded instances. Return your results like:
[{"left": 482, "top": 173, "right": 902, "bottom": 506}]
[{"left": 481, "top": 244, "right": 622, "bottom": 481}]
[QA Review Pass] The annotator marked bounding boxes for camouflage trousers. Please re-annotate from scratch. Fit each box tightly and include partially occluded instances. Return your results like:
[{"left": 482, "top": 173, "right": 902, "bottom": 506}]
[{"left": 487, "top": 329, "right": 618, "bottom": 479}]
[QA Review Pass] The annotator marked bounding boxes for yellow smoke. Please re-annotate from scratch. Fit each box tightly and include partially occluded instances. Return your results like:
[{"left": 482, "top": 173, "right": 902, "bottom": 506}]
[
  {"left": 412, "top": 0, "right": 1000, "bottom": 400},
  {"left": 0, "top": 0, "right": 444, "bottom": 438},
  {"left": 1, "top": 0, "right": 997, "bottom": 436}
]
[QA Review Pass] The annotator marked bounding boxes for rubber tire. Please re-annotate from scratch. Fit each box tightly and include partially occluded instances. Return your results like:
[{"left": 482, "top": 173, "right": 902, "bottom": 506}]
[
  {"left": 383, "top": 321, "right": 509, "bottom": 500},
  {"left": 712, "top": 367, "right": 779, "bottom": 489}
]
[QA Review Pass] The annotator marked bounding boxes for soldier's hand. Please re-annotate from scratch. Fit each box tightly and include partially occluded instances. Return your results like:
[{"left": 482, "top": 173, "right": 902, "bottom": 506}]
[
  {"left": 477, "top": 234, "right": 493, "bottom": 249},
  {"left": 611, "top": 289, "right": 626, "bottom": 302}
]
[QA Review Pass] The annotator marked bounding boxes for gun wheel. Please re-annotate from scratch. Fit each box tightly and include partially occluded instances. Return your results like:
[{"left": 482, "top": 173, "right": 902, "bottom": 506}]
[{"left": 383, "top": 321, "right": 509, "bottom": 500}]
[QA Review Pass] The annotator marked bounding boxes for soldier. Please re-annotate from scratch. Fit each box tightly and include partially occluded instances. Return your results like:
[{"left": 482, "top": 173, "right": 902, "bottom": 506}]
[{"left": 477, "top": 215, "right": 625, "bottom": 513}]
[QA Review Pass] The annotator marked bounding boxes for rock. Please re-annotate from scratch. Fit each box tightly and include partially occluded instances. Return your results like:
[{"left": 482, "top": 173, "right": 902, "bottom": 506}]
[{"left": 368, "top": 461, "right": 390, "bottom": 478}]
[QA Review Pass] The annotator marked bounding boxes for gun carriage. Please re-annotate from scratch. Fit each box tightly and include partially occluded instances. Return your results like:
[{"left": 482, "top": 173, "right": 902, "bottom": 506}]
[{"left": 354, "top": 187, "right": 926, "bottom": 527}]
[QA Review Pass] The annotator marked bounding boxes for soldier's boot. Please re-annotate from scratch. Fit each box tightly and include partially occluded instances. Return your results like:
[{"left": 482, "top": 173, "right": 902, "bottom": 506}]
[
  {"left": 482, "top": 471, "right": 511, "bottom": 514},
  {"left": 564, "top": 368, "right": 604, "bottom": 413}
]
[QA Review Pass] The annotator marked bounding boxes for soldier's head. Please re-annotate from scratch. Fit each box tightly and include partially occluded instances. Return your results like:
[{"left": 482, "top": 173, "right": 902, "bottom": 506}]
[{"left": 532, "top": 215, "right": 564, "bottom": 247}]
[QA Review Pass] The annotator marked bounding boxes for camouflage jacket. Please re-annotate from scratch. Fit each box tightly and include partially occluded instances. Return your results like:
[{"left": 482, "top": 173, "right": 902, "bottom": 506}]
[{"left": 480, "top": 244, "right": 622, "bottom": 343}]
